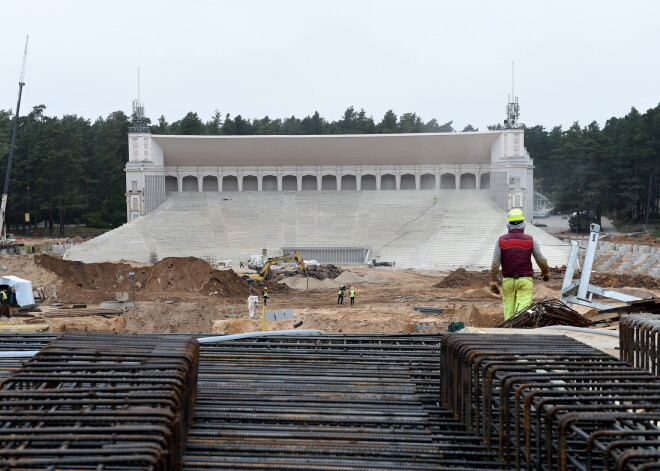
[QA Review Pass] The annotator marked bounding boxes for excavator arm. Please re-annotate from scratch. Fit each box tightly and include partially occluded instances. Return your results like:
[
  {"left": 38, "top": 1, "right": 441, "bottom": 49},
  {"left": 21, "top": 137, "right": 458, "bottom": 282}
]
[{"left": 244, "top": 252, "right": 307, "bottom": 282}]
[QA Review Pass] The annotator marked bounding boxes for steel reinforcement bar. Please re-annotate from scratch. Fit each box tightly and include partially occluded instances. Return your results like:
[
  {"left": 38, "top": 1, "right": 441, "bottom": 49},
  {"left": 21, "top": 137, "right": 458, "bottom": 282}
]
[
  {"left": 183, "top": 333, "right": 507, "bottom": 470},
  {"left": 620, "top": 314, "right": 660, "bottom": 377},
  {"left": 441, "top": 333, "right": 660, "bottom": 471},
  {"left": 0, "top": 332, "right": 199, "bottom": 471}
]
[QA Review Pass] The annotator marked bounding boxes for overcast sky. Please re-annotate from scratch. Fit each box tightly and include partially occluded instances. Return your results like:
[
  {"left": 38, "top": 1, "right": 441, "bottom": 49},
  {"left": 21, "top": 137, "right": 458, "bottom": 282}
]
[{"left": 2, "top": 0, "right": 658, "bottom": 131}]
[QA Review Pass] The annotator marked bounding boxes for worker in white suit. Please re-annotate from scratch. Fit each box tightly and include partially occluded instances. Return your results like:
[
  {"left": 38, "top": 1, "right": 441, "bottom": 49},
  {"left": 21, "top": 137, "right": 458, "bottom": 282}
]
[{"left": 247, "top": 295, "right": 259, "bottom": 318}]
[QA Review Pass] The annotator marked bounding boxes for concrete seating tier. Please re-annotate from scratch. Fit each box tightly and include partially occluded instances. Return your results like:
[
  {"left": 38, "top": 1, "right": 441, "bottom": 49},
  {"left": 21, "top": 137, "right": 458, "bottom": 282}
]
[{"left": 65, "top": 190, "right": 570, "bottom": 270}]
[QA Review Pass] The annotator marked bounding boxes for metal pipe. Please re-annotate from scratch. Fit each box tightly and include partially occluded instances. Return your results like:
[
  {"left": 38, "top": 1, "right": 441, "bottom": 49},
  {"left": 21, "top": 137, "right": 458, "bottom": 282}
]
[
  {"left": 197, "top": 329, "right": 325, "bottom": 343},
  {"left": 0, "top": 350, "right": 40, "bottom": 358},
  {"left": 537, "top": 325, "right": 619, "bottom": 337}
]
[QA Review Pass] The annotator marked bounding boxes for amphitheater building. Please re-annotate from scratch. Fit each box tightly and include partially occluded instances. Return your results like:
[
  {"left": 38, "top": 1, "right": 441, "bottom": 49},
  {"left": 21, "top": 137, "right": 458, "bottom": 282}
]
[
  {"left": 65, "top": 129, "right": 570, "bottom": 268},
  {"left": 124, "top": 130, "right": 533, "bottom": 220}
]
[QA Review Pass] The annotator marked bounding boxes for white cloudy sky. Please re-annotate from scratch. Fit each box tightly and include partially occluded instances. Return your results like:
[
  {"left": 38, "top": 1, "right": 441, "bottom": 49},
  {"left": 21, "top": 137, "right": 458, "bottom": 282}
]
[{"left": 2, "top": 0, "right": 658, "bottom": 131}]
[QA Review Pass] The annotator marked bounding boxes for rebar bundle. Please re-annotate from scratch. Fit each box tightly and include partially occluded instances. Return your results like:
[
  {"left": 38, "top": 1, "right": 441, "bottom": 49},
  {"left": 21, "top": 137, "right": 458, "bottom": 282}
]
[
  {"left": 0, "top": 332, "right": 199, "bottom": 471},
  {"left": 620, "top": 313, "right": 660, "bottom": 376},
  {"left": 496, "top": 299, "right": 594, "bottom": 329},
  {"left": 183, "top": 334, "right": 506, "bottom": 470},
  {"left": 441, "top": 333, "right": 660, "bottom": 470}
]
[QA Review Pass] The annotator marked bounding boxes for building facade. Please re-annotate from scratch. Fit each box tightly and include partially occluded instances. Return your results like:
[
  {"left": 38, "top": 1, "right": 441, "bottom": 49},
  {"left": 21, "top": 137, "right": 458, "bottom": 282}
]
[{"left": 125, "top": 130, "right": 534, "bottom": 222}]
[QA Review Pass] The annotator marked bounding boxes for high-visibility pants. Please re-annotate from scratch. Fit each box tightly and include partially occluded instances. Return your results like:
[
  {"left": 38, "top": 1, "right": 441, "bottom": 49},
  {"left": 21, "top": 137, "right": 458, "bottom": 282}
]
[{"left": 501, "top": 277, "right": 534, "bottom": 320}]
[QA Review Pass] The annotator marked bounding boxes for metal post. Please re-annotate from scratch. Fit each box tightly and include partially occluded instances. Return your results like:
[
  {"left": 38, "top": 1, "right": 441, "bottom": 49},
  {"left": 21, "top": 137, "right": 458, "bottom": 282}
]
[{"left": 577, "top": 224, "right": 600, "bottom": 300}]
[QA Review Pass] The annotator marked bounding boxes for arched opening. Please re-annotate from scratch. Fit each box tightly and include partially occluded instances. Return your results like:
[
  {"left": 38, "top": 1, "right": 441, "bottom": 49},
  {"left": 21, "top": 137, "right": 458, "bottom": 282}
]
[
  {"left": 400, "top": 174, "right": 416, "bottom": 190},
  {"left": 243, "top": 175, "right": 258, "bottom": 191},
  {"left": 301, "top": 175, "right": 317, "bottom": 190},
  {"left": 460, "top": 173, "right": 477, "bottom": 189},
  {"left": 223, "top": 175, "right": 239, "bottom": 192},
  {"left": 182, "top": 176, "right": 198, "bottom": 192},
  {"left": 341, "top": 174, "right": 357, "bottom": 190},
  {"left": 202, "top": 176, "right": 218, "bottom": 192},
  {"left": 262, "top": 175, "right": 277, "bottom": 191},
  {"left": 282, "top": 175, "right": 297, "bottom": 191},
  {"left": 165, "top": 176, "right": 178, "bottom": 192},
  {"left": 361, "top": 174, "right": 377, "bottom": 190},
  {"left": 321, "top": 175, "right": 337, "bottom": 190},
  {"left": 420, "top": 173, "right": 435, "bottom": 189},
  {"left": 381, "top": 174, "right": 396, "bottom": 190},
  {"left": 480, "top": 172, "right": 490, "bottom": 189},
  {"left": 440, "top": 173, "right": 456, "bottom": 189}
]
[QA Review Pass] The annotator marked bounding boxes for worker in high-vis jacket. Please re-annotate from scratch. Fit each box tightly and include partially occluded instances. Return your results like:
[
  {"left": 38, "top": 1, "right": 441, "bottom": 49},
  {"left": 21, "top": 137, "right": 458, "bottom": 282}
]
[{"left": 490, "top": 208, "right": 550, "bottom": 320}]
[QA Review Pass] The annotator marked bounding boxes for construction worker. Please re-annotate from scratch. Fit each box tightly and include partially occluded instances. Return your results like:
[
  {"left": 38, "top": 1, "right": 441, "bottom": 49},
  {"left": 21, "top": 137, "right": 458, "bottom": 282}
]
[
  {"left": 247, "top": 295, "right": 259, "bottom": 318},
  {"left": 349, "top": 287, "right": 355, "bottom": 305},
  {"left": 262, "top": 287, "right": 269, "bottom": 306},
  {"left": 337, "top": 286, "right": 345, "bottom": 304},
  {"left": 490, "top": 208, "right": 550, "bottom": 320},
  {"left": 239, "top": 258, "right": 245, "bottom": 268}
]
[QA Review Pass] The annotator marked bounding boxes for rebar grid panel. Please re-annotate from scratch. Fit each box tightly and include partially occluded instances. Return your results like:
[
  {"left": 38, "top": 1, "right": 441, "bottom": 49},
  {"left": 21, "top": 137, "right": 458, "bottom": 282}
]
[
  {"left": 183, "top": 334, "right": 506, "bottom": 470},
  {"left": 0, "top": 332, "right": 199, "bottom": 471},
  {"left": 0, "top": 333, "right": 56, "bottom": 381},
  {"left": 620, "top": 314, "right": 660, "bottom": 376},
  {"left": 441, "top": 333, "right": 660, "bottom": 471}
]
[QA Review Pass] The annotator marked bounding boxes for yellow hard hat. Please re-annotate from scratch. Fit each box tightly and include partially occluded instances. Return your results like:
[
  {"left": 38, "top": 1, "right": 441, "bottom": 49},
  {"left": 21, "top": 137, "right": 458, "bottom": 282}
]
[{"left": 508, "top": 208, "right": 525, "bottom": 222}]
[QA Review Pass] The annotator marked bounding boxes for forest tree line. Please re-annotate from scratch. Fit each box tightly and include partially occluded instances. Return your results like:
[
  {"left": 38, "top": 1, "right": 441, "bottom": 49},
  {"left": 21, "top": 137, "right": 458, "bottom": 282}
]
[{"left": 0, "top": 104, "right": 658, "bottom": 236}]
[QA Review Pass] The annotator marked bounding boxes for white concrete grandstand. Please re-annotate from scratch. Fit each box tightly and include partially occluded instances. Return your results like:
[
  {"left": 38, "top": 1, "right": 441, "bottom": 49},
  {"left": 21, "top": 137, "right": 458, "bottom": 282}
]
[
  {"left": 65, "top": 190, "right": 569, "bottom": 269},
  {"left": 64, "top": 129, "right": 570, "bottom": 267}
]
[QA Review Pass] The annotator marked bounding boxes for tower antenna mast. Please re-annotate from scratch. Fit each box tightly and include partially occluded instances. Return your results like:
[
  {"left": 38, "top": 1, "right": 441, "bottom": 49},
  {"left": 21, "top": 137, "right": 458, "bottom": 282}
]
[{"left": 504, "top": 62, "right": 523, "bottom": 129}]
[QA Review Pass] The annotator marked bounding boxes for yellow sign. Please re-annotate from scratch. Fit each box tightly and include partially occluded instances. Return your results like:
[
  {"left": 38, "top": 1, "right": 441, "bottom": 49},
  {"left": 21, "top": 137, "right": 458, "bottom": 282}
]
[{"left": 24, "top": 213, "right": 30, "bottom": 222}]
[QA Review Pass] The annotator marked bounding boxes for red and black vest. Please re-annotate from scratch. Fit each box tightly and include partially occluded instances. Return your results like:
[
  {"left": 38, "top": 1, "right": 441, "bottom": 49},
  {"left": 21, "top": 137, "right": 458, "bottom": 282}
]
[{"left": 498, "top": 229, "right": 534, "bottom": 278}]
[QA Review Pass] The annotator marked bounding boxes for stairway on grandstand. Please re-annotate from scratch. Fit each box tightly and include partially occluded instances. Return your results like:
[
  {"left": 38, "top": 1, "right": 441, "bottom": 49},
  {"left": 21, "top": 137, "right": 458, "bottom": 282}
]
[{"left": 65, "top": 190, "right": 570, "bottom": 269}]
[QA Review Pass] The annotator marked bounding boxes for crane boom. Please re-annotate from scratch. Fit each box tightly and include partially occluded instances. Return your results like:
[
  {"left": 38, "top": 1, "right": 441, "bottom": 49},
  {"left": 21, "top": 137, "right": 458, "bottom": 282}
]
[{"left": 1, "top": 35, "right": 29, "bottom": 241}]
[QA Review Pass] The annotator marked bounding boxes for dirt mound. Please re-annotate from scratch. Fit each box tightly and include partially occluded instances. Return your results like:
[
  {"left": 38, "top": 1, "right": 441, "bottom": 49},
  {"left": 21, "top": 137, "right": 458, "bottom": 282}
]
[
  {"left": 35, "top": 254, "right": 134, "bottom": 291},
  {"left": 610, "top": 233, "right": 660, "bottom": 247},
  {"left": 35, "top": 255, "right": 253, "bottom": 303},
  {"left": 276, "top": 264, "right": 344, "bottom": 281},
  {"left": 591, "top": 273, "right": 660, "bottom": 290},
  {"left": 141, "top": 257, "right": 249, "bottom": 295},
  {"left": 435, "top": 268, "right": 491, "bottom": 288}
]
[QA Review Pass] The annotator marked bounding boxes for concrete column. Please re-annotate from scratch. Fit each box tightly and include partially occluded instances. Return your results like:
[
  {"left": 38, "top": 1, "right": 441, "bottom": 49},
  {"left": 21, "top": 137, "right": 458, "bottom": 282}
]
[
  {"left": 277, "top": 168, "right": 282, "bottom": 191},
  {"left": 415, "top": 165, "right": 421, "bottom": 190},
  {"left": 476, "top": 171, "right": 482, "bottom": 190},
  {"left": 356, "top": 166, "right": 362, "bottom": 191},
  {"left": 336, "top": 166, "right": 342, "bottom": 191},
  {"left": 376, "top": 166, "right": 381, "bottom": 191},
  {"left": 435, "top": 165, "right": 440, "bottom": 190},
  {"left": 257, "top": 167, "right": 263, "bottom": 191},
  {"left": 316, "top": 166, "right": 322, "bottom": 191},
  {"left": 217, "top": 167, "right": 223, "bottom": 192},
  {"left": 197, "top": 167, "right": 203, "bottom": 192},
  {"left": 395, "top": 165, "right": 401, "bottom": 191},
  {"left": 297, "top": 168, "right": 302, "bottom": 191},
  {"left": 455, "top": 173, "right": 460, "bottom": 189},
  {"left": 177, "top": 169, "right": 182, "bottom": 192},
  {"left": 238, "top": 167, "right": 243, "bottom": 192}
]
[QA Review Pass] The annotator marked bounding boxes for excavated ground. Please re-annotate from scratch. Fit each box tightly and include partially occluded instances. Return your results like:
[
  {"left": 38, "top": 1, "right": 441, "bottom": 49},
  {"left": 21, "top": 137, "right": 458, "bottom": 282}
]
[{"left": 1, "top": 254, "right": 658, "bottom": 335}]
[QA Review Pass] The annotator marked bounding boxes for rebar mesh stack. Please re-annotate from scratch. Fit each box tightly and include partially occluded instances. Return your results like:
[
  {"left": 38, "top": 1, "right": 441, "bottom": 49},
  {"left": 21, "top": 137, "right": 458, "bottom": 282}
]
[
  {"left": 0, "top": 332, "right": 199, "bottom": 470},
  {"left": 441, "top": 333, "right": 660, "bottom": 470},
  {"left": 620, "top": 313, "right": 660, "bottom": 376},
  {"left": 183, "top": 333, "right": 506, "bottom": 470}
]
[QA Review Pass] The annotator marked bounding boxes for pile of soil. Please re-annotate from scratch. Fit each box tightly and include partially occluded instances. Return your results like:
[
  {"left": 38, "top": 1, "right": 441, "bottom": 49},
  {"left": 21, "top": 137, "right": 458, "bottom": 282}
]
[
  {"left": 591, "top": 273, "right": 660, "bottom": 290},
  {"left": 434, "top": 268, "right": 491, "bottom": 288},
  {"left": 610, "top": 233, "right": 660, "bottom": 247},
  {"left": 306, "top": 264, "right": 344, "bottom": 280},
  {"left": 35, "top": 255, "right": 253, "bottom": 302},
  {"left": 276, "top": 264, "right": 344, "bottom": 281}
]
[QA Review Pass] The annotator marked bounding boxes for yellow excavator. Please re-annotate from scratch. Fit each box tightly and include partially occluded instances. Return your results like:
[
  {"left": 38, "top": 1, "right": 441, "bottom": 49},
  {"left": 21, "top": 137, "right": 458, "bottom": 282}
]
[{"left": 243, "top": 252, "right": 307, "bottom": 283}]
